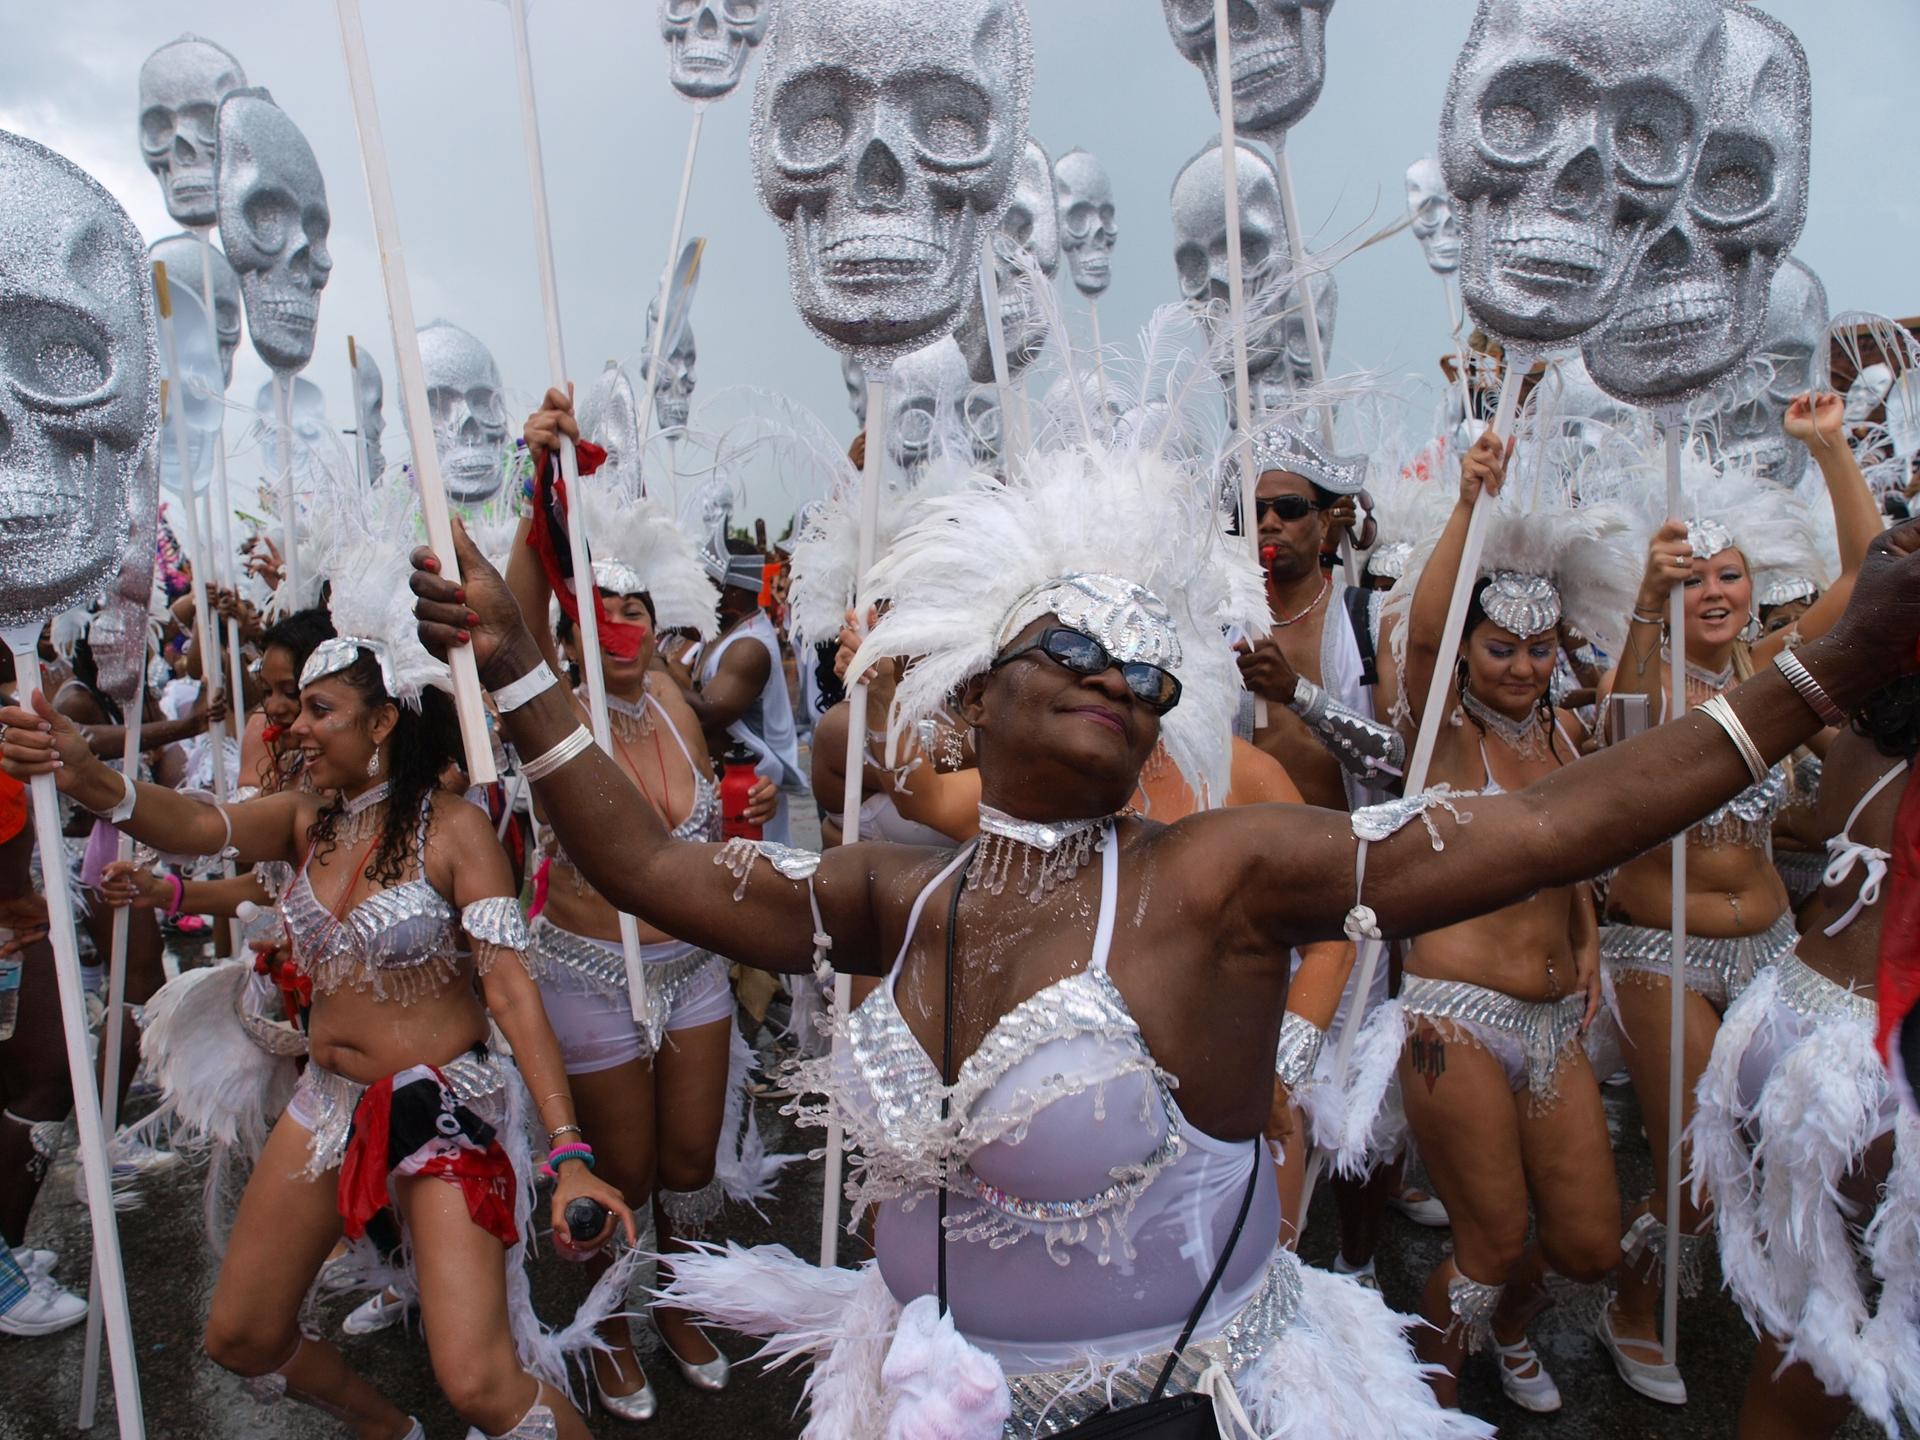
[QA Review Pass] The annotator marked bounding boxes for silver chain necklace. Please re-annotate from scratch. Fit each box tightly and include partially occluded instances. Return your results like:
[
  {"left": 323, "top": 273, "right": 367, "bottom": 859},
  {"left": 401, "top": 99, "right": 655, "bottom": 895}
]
[{"left": 1272, "top": 573, "right": 1331, "bottom": 628}]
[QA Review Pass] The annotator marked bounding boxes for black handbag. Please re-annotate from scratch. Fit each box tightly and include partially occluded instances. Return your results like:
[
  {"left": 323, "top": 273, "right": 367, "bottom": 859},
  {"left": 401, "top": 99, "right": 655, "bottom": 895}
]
[{"left": 935, "top": 858, "right": 1263, "bottom": 1440}]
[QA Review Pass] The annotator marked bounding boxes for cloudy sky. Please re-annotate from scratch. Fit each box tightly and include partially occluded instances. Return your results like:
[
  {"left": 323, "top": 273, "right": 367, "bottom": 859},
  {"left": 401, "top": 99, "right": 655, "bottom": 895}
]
[{"left": 4, "top": 0, "right": 1913, "bottom": 527}]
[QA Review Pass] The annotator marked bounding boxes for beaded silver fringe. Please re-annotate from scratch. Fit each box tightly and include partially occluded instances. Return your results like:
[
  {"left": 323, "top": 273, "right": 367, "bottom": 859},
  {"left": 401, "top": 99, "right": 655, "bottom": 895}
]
[
  {"left": 1446, "top": 1271, "right": 1505, "bottom": 1354},
  {"left": 1602, "top": 914, "right": 1795, "bottom": 1012},
  {"left": 1620, "top": 1212, "right": 1712, "bottom": 1299},
  {"left": 658, "top": 1178, "right": 725, "bottom": 1242},
  {"left": 968, "top": 824, "right": 1104, "bottom": 905},
  {"left": 1400, "top": 976, "right": 1585, "bottom": 1112}
]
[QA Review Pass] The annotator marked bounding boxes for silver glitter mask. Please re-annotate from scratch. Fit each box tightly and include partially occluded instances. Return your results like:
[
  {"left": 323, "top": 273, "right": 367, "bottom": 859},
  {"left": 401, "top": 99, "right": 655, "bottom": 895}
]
[
  {"left": 354, "top": 345, "right": 386, "bottom": 479},
  {"left": 1480, "top": 570, "right": 1561, "bottom": 638},
  {"left": 1709, "top": 256, "right": 1827, "bottom": 489},
  {"left": 1053, "top": 148, "right": 1117, "bottom": 298},
  {"left": 1249, "top": 423, "right": 1366, "bottom": 496},
  {"left": 998, "top": 573, "right": 1182, "bottom": 674},
  {"left": 1846, "top": 364, "right": 1894, "bottom": 427},
  {"left": 954, "top": 138, "right": 1060, "bottom": 384},
  {"left": 578, "top": 361, "right": 643, "bottom": 492},
  {"left": 1405, "top": 157, "right": 1460, "bottom": 276},
  {"left": 416, "top": 320, "right": 508, "bottom": 506},
  {"left": 138, "top": 34, "right": 248, "bottom": 229},
  {"left": 751, "top": 0, "right": 1034, "bottom": 364},
  {"left": 662, "top": 0, "right": 772, "bottom": 102},
  {"left": 0, "top": 130, "right": 160, "bottom": 631},
  {"left": 1582, "top": 5, "right": 1810, "bottom": 406},
  {"left": 1161, "top": 0, "right": 1334, "bottom": 147},
  {"left": 644, "top": 294, "right": 697, "bottom": 433},
  {"left": 1440, "top": 0, "right": 1726, "bottom": 347},
  {"left": 886, "top": 337, "right": 1001, "bottom": 473},
  {"left": 149, "top": 232, "right": 241, "bottom": 388},
  {"left": 217, "top": 90, "right": 332, "bottom": 374},
  {"left": 1171, "top": 140, "right": 1289, "bottom": 378}
]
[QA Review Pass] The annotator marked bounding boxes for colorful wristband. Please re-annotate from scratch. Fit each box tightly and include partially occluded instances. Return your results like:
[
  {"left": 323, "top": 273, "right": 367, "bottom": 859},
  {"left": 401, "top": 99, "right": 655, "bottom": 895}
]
[
  {"left": 540, "top": 1142, "right": 595, "bottom": 1178},
  {"left": 165, "top": 873, "right": 185, "bottom": 917}
]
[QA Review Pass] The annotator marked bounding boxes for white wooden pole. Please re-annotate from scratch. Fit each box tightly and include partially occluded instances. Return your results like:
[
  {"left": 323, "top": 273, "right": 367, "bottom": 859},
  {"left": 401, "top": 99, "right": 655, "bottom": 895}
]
[
  {"left": 192, "top": 234, "right": 249, "bottom": 755},
  {"left": 819, "top": 372, "right": 887, "bottom": 1268},
  {"left": 2, "top": 626, "right": 146, "bottom": 1439},
  {"left": 333, "top": 0, "right": 499, "bottom": 784},
  {"left": 1300, "top": 359, "right": 1527, "bottom": 1216},
  {"left": 348, "top": 335, "right": 367, "bottom": 490},
  {"left": 975, "top": 252, "right": 1027, "bottom": 467},
  {"left": 505, "top": 0, "right": 648, "bottom": 1018},
  {"left": 1087, "top": 296, "right": 1111, "bottom": 416},
  {"left": 635, "top": 105, "right": 706, "bottom": 477},
  {"left": 1661, "top": 413, "right": 1688, "bottom": 1366},
  {"left": 273, "top": 372, "right": 301, "bottom": 609},
  {"left": 76, "top": 692, "right": 144, "bottom": 1431}
]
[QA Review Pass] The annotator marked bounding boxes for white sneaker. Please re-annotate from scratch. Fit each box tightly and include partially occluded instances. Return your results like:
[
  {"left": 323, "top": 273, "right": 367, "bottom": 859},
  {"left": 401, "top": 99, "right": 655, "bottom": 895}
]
[
  {"left": 0, "top": 1271, "right": 89, "bottom": 1337},
  {"left": 110, "top": 1136, "right": 182, "bottom": 1175},
  {"left": 10, "top": 1247, "right": 57, "bottom": 1278},
  {"left": 1496, "top": 1336, "right": 1563, "bottom": 1413},
  {"left": 1389, "top": 1185, "right": 1451, "bottom": 1228},
  {"left": 1332, "top": 1253, "right": 1380, "bottom": 1291},
  {"left": 341, "top": 1288, "right": 413, "bottom": 1337}
]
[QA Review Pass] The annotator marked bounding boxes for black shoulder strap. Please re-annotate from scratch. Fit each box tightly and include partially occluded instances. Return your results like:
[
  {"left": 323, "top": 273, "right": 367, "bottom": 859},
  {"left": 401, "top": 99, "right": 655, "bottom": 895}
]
[{"left": 1343, "top": 584, "right": 1379, "bottom": 690}]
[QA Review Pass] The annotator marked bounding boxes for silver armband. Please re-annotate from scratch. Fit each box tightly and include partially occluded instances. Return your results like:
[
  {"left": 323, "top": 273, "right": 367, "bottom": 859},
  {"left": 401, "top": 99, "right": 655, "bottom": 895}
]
[
  {"left": 1288, "top": 679, "right": 1407, "bottom": 781},
  {"left": 1274, "top": 1012, "right": 1327, "bottom": 1088},
  {"left": 461, "top": 896, "right": 533, "bottom": 952}
]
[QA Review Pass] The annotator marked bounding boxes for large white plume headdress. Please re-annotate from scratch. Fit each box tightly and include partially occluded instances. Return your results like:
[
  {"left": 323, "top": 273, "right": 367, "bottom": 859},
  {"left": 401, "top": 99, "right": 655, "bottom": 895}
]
[
  {"left": 850, "top": 441, "right": 1266, "bottom": 808},
  {"left": 578, "top": 484, "right": 721, "bottom": 640},
  {"left": 1616, "top": 442, "right": 1823, "bottom": 595},
  {"left": 301, "top": 480, "right": 450, "bottom": 707}
]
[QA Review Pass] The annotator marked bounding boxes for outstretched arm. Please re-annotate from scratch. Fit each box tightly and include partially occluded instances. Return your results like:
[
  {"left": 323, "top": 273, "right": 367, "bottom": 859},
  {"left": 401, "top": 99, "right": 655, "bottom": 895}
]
[
  {"left": 412, "top": 523, "right": 886, "bottom": 976},
  {"left": 1207, "top": 519, "right": 1920, "bottom": 949}
]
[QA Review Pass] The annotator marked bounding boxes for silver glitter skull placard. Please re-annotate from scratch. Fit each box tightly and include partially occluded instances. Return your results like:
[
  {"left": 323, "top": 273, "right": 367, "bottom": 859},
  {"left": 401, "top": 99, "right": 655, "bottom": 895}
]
[
  {"left": 1439, "top": 0, "right": 1726, "bottom": 349},
  {"left": 416, "top": 320, "right": 509, "bottom": 506},
  {"left": 1581, "top": 4, "right": 1810, "bottom": 406},
  {"left": 354, "top": 344, "right": 386, "bottom": 479},
  {"left": 1708, "top": 255, "right": 1827, "bottom": 489},
  {"left": 662, "top": 0, "right": 773, "bottom": 102},
  {"left": 1405, "top": 157, "right": 1460, "bottom": 276},
  {"left": 0, "top": 131, "right": 160, "bottom": 630},
  {"left": 216, "top": 90, "right": 332, "bottom": 374},
  {"left": 155, "top": 275, "right": 223, "bottom": 496},
  {"left": 579, "top": 360, "right": 644, "bottom": 492},
  {"left": 1249, "top": 270, "right": 1336, "bottom": 414},
  {"left": 1171, "top": 139, "right": 1290, "bottom": 384},
  {"left": 138, "top": 34, "right": 248, "bottom": 229},
  {"left": 1054, "top": 148, "right": 1117, "bottom": 298},
  {"left": 1161, "top": 0, "right": 1334, "bottom": 148},
  {"left": 148, "top": 232, "right": 241, "bottom": 388},
  {"left": 953, "top": 138, "right": 1059, "bottom": 384},
  {"left": 644, "top": 295, "right": 698, "bottom": 433},
  {"left": 886, "top": 337, "right": 1001, "bottom": 473},
  {"left": 752, "top": 0, "right": 1033, "bottom": 366}
]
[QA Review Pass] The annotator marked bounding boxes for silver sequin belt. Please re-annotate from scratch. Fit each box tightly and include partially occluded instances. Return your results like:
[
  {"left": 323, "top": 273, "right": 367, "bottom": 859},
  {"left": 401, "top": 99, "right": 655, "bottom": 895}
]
[
  {"left": 291, "top": 1050, "right": 504, "bottom": 1178},
  {"left": 1774, "top": 849, "right": 1828, "bottom": 909},
  {"left": 530, "top": 916, "right": 723, "bottom": 1057},
  {"left": 1005, "top": 1255, "right": 1303, "bottom": 1437},
  {"left": 1769, "top": 952, "right": 1875, "bottom": 1027},
  {"left": 1601, "top": 912, "right": 1796, "bottom": 1011},
  {"left": 1400, "top": 975, "right": 1586, "bottom": 1106}
]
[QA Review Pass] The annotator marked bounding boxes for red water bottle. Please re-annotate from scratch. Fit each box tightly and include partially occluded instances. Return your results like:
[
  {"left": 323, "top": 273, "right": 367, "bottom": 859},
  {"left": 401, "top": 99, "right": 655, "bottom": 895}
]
[{"left": 720, "top": 746, "right": 764, "bottom": 841}]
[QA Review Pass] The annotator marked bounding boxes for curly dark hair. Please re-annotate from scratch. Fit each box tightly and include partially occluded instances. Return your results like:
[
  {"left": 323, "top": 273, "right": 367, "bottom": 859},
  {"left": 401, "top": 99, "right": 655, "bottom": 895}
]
[
  {"left": 304, "top": 648, "right": 463, "bottom": 889},
  {"left": 261, "top": 607, "right": 337, "bottom": 675},
  {"left": 1855, "top": 674, "right": 1920, "bottom": 762}
]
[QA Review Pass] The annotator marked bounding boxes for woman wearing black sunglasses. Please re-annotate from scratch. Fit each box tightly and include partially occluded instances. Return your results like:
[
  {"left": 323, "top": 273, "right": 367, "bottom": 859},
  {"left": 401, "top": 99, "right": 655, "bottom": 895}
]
[{"left": 409, "top": 388, "right": 1920, "bottom": 1439}]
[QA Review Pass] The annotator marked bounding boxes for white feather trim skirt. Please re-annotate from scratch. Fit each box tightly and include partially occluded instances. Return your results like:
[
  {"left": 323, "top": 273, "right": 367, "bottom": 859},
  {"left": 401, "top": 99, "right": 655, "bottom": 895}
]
[
  {"left": 659, "top": 1241, "right": 1494, "bottom": 1440},
  {"left": 1690, "top": 954, "right": 1920, "bottom": 1431}
]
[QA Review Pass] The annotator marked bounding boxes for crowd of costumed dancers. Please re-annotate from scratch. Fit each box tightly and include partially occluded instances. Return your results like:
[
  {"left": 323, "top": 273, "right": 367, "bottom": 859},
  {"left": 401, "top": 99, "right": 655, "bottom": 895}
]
[{"left": 4, "top": 2, "right": 1920, "bottom": 1438}]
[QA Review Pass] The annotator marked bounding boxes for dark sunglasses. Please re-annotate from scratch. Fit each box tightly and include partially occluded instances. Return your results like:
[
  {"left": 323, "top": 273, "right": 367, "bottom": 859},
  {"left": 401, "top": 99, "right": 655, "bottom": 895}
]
[
  {"left": 991, "top": 626, "right": 1183, "bottom": 714},
  {"left": 1255, "top": 495, "right": 1322, "bottom": 523}
]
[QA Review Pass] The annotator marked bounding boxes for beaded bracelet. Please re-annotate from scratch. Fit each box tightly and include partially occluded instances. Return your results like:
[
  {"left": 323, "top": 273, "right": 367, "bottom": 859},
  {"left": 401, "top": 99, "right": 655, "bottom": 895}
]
[{"left": 540, "top": 1143, "right": 595, "bottom": 1179}]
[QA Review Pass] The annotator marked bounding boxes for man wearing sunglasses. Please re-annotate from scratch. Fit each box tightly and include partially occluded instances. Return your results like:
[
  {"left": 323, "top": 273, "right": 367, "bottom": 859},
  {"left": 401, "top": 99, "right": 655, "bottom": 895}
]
[{"left": 1234, "top": 424, "right": 1429, "bottom": 1288}]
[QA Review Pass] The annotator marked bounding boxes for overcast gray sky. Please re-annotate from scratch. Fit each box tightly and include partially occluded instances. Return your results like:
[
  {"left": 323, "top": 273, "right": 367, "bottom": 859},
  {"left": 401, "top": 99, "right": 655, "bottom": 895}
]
[{"left": 4, "top": 0, "right": 1913, "bottom": 526}]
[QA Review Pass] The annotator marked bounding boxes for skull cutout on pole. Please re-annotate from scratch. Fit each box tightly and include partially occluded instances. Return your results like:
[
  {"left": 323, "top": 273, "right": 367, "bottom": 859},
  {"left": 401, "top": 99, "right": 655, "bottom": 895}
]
[
  {"left": 417, "top": 320, "right": 510, "bottom": 508},
  {"left": 750, "top": 0, "right": 1033, "bottom": 1267},
  {"left": 953, "top": 137, "right": 1061, "bottom": 395},
  {"left": 0, "top": 127, "right": 156, "bottom": 1440},
  {"left": 1705, "top": 257, "right": 1829, "bottom": 491},
  {"left": 149, "top": 232, "right": 241, "bottom": 388},
  {"left": 139, "top": 34, "right": 248, "bottom": 228}
]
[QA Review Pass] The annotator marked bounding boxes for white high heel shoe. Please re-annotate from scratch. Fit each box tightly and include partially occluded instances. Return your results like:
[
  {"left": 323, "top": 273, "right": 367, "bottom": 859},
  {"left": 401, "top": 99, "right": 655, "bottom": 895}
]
[
  {"left": 592, "top": 1349, "right": 658, "bottom": 1422},
  {"left": 652, "top": 1308, "right": 730, "bottom": 1392}
]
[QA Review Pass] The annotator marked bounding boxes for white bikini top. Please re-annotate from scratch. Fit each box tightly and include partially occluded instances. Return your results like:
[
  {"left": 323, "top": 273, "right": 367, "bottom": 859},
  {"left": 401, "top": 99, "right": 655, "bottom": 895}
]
[
  {"left": 1822, "top": 759, "right": 1909, "bottom": 937},
  {"left": 547, "top": 691, "right": 718, "bottom": 870},
  {"left": 1474, "top": 719, "right": 1577, "bottom": 797}
]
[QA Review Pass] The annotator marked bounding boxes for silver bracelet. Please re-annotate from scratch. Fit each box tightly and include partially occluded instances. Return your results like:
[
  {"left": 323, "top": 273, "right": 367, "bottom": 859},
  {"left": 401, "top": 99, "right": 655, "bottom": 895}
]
[
  {"left": 1773, "top": 648, "right": 1845, "bottom": 729},
  {"left": 1274, "top": 1012, "right": 1327, "bottom": 1089},
  {"left": 84, "top": 768, "right": 137, "bottom": 824},
  {"left": 518, "top": 726, "right": 595, "bottom": 782},
  {"left": 489, "top": 660, "right": 560, "bottom": 714},
  {"left": 1698, "top": 696, "right": 1767, "bottom": 784}
]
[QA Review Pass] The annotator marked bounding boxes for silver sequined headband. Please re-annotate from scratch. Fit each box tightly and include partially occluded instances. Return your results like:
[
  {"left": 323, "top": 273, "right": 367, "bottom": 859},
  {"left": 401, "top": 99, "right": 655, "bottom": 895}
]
[
  {"left": 1687, "top": 519, "right": 1736, "bottom": 561},
  {"left": 592, "top": 559, "right": 647, "bottom": 598},
  {"left": 1479, "top": 571, "right": 1561, "bottom": 639},
  {"left": 1759, "top": 574, "right": 1816, "bottom": 608},
  {"left": 1367, "top": 540, "right": 1413, "bottom": 581},
  {"left": 301, "top": 636, "right": 396, "bottom": 697},
  {"left": 1248, "top": 424, "right": 1368, "bottom": 496},
  {"left": 997, "top": 571, "right": 1182, "bottom": 671}
]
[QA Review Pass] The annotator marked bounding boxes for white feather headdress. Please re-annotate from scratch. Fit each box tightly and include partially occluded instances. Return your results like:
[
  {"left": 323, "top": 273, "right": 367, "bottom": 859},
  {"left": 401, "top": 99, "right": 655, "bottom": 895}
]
[
  {"left": 302, "top": 480, "right": 449, "bottom": 707},
  {"left": 1624, "top": 443, "right": 1821, "bottom": 589},
  {"left": 578, "top": 485, "right": 721, "bottom": 640},
  {"left": 849, "top": 442, "right": 1266, "bottom": 808}
]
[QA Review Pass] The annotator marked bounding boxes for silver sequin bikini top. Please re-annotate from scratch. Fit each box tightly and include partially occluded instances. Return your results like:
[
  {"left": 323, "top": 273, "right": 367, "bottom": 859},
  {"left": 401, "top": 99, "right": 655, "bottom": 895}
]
[
  {"left": 802, "top": 830, "right": 1198, "bottom": 1265},
  {"left": 1691, "top": 761, "right": 1791, "bottom": 850},
  {"left": 549, "top": 691, "right": 718, "bottom": 873}
]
